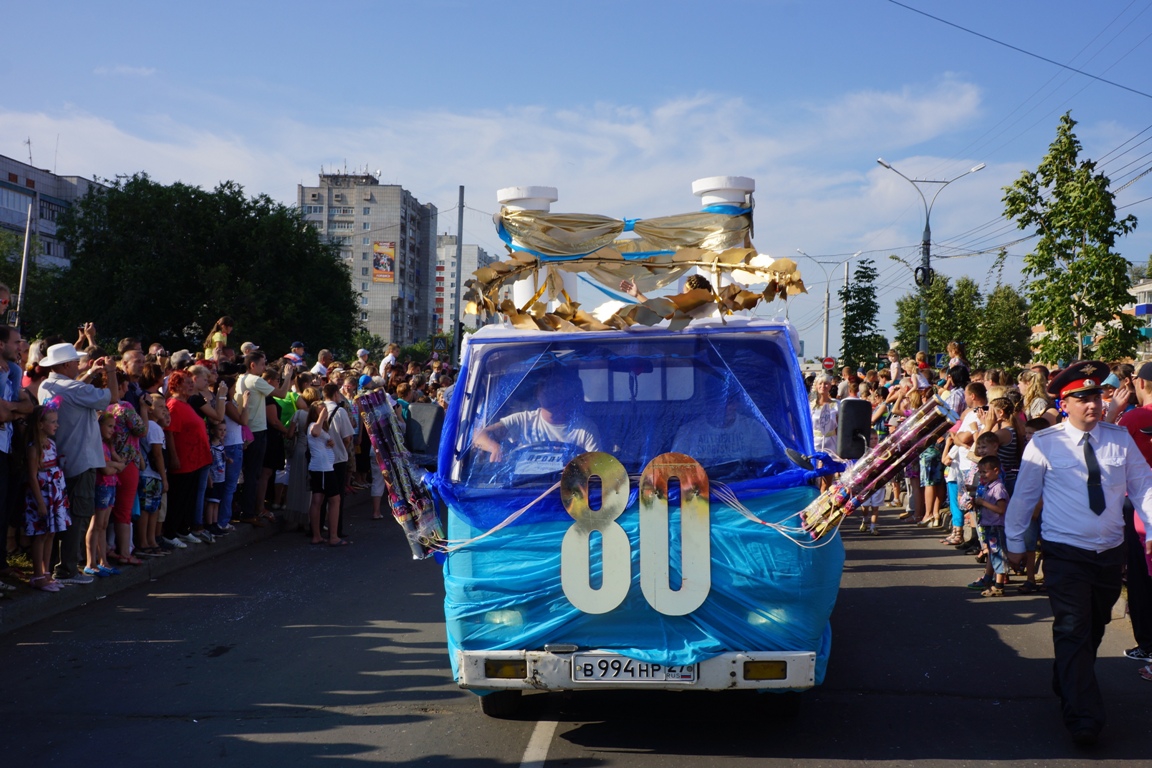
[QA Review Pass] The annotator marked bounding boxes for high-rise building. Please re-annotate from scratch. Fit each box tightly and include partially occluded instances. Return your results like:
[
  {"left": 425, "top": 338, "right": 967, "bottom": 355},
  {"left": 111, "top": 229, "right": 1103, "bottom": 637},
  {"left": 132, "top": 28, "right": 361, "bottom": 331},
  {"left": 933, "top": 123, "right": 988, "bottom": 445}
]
[
  {"left": 297, "top": 172, "right": 437, "bottom": 344},
  {"left": 0, "top": 153, "right": 103, "bottom": 268},
  {"left": 434, "top": 235, "right": 496, "bottom": 334}
]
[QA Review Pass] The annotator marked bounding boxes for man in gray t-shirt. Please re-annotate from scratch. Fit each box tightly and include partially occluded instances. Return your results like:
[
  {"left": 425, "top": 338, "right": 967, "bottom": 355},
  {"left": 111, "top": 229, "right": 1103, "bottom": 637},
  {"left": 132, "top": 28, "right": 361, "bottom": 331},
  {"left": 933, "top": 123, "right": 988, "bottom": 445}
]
[{"left": 474, "top": 369, "right": 600, "bottom": 463}]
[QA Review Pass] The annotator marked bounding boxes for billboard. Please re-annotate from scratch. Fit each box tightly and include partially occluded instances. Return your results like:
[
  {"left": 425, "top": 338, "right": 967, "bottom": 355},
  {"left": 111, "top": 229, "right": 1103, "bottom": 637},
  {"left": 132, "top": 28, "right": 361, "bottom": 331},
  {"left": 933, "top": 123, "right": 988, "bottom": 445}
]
[{"left": 373, "top": 241, "right": 395, "bottom": 283}]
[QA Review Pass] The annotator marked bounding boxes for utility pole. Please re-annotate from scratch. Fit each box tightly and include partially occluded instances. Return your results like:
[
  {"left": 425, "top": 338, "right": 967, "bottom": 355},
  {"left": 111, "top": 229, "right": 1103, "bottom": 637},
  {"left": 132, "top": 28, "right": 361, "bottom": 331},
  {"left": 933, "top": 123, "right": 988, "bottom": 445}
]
[
  {"left": 797, "top": 250, "right": 861, "bottom": 362},
  {"left": 16, "top": 202, "right": 33, "bottom": 325},
  {"left": 877, "top": 159, "right": 985, "bottom": 355},
  {"left": 452, "top": 185, "right": 465, "bottom": 365}
]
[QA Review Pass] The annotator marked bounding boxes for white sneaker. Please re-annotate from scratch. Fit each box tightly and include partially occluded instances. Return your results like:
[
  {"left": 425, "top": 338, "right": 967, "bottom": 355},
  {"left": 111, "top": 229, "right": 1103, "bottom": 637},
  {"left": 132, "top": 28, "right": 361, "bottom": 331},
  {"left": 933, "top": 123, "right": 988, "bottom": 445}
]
[
  {"left": 195, "top": 530, "right": 215, "bottom": 544},
  {"left": 179, "top": 533, "right": 201, "bottom": 545},
  {"left": 160, "top": 536, "right": 187, "bottom": 549}
]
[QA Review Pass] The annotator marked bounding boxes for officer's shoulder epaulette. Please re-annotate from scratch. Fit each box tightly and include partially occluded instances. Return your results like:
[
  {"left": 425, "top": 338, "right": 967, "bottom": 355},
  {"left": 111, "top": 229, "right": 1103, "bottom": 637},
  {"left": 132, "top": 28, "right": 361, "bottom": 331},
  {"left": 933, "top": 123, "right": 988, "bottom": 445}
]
[
  {"left": 1096, "top": 421, "right": 1127, "bottom": 433},
  {"left": 1030, "top": 422, "right": 1063, "bottom": 439}
]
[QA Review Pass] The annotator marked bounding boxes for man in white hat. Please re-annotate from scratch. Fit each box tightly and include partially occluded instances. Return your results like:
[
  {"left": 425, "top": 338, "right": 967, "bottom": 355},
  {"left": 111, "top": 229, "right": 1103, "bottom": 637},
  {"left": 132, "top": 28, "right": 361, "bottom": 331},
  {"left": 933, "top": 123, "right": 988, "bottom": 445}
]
[
  {"left": 351, "top": 348, "right": 370, "bottom": 374},
  {"left": 39, "top": 342, "right": 119, "bottom": 585}
]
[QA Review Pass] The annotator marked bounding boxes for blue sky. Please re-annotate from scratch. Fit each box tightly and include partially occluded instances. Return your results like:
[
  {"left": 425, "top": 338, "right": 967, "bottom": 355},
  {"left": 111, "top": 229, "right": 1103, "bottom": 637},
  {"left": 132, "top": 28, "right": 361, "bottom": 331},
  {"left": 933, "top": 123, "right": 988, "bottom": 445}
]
[{"left": 4, "top": 0, "right": 1151, "bottom": 357}]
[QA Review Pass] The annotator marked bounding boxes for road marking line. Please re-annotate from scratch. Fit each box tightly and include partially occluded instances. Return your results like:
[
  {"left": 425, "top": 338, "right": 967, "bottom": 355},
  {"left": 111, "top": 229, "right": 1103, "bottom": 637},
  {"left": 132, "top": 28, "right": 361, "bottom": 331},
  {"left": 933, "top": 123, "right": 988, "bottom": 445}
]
[{"left": 520, "top": 718, "right": 558, "bottom": 768}]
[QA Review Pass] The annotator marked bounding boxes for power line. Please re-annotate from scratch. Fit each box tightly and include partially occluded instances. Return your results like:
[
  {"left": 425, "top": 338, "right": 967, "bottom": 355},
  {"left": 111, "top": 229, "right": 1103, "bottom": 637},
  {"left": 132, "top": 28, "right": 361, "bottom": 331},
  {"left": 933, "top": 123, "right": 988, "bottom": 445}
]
[
  {"left": 922, "top": 1, "right": 1150, "bottom": 180},
  {"left": 887, "top": 0, "right": 1152, "bottom": 100},
  {"left": 1120, "top": 193, "right": 1152, "bottom": 210}
]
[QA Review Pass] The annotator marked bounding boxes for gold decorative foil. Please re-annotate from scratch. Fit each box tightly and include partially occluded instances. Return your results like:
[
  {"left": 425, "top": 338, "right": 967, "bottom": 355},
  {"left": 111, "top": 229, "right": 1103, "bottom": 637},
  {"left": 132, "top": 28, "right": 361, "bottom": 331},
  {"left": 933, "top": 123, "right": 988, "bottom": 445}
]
[{"left": 560, "top": 452, "right": 630, "bottom": 533}]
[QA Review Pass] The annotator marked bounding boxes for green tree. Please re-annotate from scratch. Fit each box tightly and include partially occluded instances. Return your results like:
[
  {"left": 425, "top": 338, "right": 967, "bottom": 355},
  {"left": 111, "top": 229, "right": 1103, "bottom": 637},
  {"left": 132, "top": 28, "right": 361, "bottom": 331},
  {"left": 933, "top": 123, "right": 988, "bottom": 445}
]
[
  {"left": 923, "top": 275, "right": 956, "bottom": 356},
  {"left": 890, "top": 270, "right": 961, "bottom": 361},
  {"left": 1002, "top": 112, "right": 1139, "bottom": 362},
  {"left": 950, "top": 276, "right": 983, "bottom": 351},
  {"left": 837, "top": 258, "right": 887, "bottom": 369},
  {"left": 350, "top": 329, "right": 386, "bottom": 363},
  {"left": 892, "top": 292, "right": 920, "bottom": 355},
  {"left": 55, "top": 174, "right": 359, "bottom": 354},
  {"left": 974, "top": 284, "right": 1032, "bottom": 368},
  {"left": 0, "top": 229, "right": 65, "bottom": 331},
  {"left": 1128, "top": 253, "right": 1152, "bottom": 283}
]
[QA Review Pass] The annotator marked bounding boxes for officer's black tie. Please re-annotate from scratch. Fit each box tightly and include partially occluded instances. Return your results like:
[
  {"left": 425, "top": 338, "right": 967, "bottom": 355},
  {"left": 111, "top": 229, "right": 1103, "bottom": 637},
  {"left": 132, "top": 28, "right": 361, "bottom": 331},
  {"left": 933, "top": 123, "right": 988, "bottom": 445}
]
[{"left": 1083, "top": 436, "right": 1106, "bottom": 515}]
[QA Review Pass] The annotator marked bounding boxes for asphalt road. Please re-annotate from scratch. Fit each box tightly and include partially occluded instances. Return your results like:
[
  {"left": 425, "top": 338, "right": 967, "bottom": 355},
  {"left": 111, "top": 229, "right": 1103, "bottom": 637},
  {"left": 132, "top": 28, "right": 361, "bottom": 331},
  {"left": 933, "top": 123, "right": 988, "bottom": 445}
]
[{"left": 1, "top": 499, "right": 1149, "bottom": 767}]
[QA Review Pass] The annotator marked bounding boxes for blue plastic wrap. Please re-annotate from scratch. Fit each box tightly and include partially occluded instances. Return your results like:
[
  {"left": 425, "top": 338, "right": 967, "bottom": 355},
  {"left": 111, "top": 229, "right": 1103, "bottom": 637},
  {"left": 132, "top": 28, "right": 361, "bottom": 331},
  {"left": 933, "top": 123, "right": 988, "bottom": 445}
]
[
  {"left": 436, "top": 321, "right": 844, "bottom": 683},
  {"left": 442, "top": 485, "right": 843, "bottom": 682}
]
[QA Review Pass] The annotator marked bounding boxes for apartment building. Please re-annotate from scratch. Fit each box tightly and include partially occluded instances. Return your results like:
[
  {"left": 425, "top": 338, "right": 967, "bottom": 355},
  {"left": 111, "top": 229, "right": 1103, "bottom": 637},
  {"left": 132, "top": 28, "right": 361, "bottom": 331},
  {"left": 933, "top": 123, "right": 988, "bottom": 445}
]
[
  {"left": 297, "top": 172, "right": 437, "bottom": 344},
  {"left": 0, "top": 153, "right": 103, "bottom": 268},
  {"left": 434, "top": 234, "right": 496, "bottom": 334}
]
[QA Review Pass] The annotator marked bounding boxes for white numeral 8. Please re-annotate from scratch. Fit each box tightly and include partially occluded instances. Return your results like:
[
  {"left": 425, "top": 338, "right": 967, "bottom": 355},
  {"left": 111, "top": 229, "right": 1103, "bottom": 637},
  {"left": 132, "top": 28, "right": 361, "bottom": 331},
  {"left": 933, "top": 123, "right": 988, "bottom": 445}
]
[{"left": 560, "top": 452, "right": 711, "bottom": 615}]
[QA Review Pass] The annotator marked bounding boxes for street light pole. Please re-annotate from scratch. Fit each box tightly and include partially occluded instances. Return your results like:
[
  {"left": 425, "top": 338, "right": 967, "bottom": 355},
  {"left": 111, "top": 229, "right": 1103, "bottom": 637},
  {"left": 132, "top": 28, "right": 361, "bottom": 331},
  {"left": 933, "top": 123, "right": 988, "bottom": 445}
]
[{"left": 876, "top": 159, "right": 985, "bottom": 357}]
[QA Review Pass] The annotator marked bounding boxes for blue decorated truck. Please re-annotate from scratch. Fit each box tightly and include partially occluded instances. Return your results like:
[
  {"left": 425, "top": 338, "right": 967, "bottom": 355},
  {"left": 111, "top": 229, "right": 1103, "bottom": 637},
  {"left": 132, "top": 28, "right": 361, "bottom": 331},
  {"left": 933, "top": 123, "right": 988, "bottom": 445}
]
[{"left": 424, "top": 181, "right": 847, "bottom": 716}]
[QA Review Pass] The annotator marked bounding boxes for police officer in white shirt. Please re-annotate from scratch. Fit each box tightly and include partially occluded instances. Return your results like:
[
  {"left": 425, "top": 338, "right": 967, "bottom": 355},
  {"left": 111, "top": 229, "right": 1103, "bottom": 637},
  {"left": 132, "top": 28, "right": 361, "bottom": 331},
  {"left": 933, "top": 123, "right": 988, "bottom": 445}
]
[{"left": 1006, "top": 360, "right": 1152, "bottom": 747}]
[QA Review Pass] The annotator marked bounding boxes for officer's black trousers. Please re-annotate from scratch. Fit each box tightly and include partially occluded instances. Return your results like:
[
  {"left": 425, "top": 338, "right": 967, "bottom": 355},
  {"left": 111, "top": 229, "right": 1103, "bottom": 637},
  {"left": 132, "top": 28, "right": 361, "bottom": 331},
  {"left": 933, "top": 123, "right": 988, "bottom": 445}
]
[{"left": 1043, "top": 540, "right": 1125, "bottom": 735}]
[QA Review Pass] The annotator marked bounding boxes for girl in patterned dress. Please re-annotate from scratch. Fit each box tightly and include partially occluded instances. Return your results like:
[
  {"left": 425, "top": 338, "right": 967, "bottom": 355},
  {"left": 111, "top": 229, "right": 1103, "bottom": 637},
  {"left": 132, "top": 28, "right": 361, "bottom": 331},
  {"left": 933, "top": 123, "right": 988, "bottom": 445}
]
[{"left": 25, "top": 404, "right": 71, "bottom": 592}]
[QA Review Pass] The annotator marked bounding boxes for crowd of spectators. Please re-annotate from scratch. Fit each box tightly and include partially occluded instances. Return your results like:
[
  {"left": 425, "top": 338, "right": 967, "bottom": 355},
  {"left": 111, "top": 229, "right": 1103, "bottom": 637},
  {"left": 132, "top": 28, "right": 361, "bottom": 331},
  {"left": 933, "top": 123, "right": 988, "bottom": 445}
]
[
  {"left": 0, "top": 300, "right": 455, "bottom": 597},
  {"left": 806, "top": 341, "right": 1152, "bottom": 688}
]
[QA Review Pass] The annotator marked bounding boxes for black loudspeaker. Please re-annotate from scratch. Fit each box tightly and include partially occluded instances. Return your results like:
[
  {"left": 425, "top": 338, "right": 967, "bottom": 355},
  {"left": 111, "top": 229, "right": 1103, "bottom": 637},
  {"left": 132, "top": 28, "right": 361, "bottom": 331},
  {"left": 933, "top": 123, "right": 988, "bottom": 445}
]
[
  {"left": 836, "top": 398, "right": 872, "bottom": 460},
  {"left": 405, "top": 402, "right": 445, "bottom": 468}
]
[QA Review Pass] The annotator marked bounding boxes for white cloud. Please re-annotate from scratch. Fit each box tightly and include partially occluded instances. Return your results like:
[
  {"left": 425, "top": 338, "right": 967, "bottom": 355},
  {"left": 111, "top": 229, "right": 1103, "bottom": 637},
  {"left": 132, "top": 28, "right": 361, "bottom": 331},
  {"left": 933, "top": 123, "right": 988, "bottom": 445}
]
[
  {"left": 11, "top": 77, "right": 1144, "bottom": 353},
  {"left": 814, "top": 77, "right": 983, "bottom": 148}
]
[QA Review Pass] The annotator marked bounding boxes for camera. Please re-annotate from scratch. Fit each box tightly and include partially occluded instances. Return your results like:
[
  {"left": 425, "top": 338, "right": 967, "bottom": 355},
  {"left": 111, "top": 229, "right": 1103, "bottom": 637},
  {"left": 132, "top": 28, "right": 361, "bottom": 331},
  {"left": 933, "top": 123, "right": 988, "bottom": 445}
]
[{"left": 217, "top": 361, "right": 243, "bottom": 377}]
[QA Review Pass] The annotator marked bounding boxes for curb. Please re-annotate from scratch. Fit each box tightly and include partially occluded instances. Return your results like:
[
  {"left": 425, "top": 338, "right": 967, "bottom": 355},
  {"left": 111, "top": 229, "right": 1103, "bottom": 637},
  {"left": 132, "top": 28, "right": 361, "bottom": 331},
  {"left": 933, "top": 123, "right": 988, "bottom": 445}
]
[{"left": 0, "top": 519, "right": 282, "bottom": 636}]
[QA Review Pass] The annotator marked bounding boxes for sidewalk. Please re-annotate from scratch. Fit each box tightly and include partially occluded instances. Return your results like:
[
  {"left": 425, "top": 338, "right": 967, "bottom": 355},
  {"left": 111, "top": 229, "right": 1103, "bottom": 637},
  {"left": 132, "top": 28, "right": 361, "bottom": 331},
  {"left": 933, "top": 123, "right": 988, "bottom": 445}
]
[{"left": 0, "top": 517, "right": 283, "bottom": 636}]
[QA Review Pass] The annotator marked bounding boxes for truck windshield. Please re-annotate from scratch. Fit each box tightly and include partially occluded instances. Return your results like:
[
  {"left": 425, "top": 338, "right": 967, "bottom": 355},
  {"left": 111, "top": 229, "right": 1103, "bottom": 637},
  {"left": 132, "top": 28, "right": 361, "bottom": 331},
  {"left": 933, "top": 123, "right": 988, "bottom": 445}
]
[{"left": 450, "top": 329, "right": 810, "bottom": 488}]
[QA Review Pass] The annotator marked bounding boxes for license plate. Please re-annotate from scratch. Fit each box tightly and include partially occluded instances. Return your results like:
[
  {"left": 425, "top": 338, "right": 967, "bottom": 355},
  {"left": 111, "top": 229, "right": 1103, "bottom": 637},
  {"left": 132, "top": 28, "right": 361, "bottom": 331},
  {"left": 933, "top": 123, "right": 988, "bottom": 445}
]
[{"left": 572, "top": 654, "right": 697, "bottom": 683}]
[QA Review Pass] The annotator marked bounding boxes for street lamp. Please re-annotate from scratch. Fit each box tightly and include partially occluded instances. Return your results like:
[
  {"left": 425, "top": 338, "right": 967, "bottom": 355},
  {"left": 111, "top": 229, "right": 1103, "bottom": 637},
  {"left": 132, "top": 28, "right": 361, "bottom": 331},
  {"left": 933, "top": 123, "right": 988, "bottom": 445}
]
[
  {"left": 796, "top": 249, "right": 862, "bottom": 361},
  {"left": 876, "top": 158, "right": 985, "bottom": 355}
]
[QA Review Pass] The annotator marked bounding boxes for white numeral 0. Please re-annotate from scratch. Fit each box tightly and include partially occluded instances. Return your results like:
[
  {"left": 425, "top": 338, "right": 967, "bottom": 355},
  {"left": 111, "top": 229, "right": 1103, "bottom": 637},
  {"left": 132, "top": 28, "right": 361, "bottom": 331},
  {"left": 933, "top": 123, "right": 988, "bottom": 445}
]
[
  {"left": 560, "top": 452, "right": 711, "bottom": 616},
  {"left": 639, "top": 452, "right": 711, "bottom": 616}
]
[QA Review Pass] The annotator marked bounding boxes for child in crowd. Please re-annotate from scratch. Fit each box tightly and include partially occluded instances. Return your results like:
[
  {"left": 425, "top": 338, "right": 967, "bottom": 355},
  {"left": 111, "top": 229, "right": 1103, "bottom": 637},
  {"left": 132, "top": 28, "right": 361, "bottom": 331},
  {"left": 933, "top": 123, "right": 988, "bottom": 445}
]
[
  {"left": 1016, "top": 418, "right": 1052, "bottom": 593},
  {"left": 25, "top": 404, "right": 70, "bottom": 592},
  {"left": 858, "top": 396, "right": 886, "bottom": 535},
  {"left": 136, "top": 396, "right": 170, "bottom": 556},
  {"left": 961, "top": 431, "right": 1001, "bottom": 564},
  {"left": 940, "top": 434, "right": 965, "bottom": 545},
  {"left": 896, "top": 389, "right": 923, "bottom": 520},
  {"left": 88, "top": 412, "right": 127, "bottom": 576},
  {"left": 858, "top": 481, "right": 885, "bottom": 535},
  {"left": 969, "top": 454, "right": 1010, "bottom": 597},
  {"left": 203, "top": 420, "right": 228, "bottom": 535}
]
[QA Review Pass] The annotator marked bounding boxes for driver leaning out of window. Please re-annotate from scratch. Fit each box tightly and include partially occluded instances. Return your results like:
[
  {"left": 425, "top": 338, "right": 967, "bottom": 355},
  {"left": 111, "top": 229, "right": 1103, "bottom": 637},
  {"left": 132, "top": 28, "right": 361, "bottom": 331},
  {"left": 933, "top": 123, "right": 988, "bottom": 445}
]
[{"left": 473, "top": 368, "right": 601, "bottom": 462}]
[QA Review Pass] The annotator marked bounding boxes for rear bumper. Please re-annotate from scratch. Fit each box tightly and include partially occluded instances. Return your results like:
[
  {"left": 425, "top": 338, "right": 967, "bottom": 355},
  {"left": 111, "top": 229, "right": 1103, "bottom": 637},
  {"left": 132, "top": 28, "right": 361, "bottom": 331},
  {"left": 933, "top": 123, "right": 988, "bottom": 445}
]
[{"left": 457, "top": 650, "right": 816, "bottom": 691}]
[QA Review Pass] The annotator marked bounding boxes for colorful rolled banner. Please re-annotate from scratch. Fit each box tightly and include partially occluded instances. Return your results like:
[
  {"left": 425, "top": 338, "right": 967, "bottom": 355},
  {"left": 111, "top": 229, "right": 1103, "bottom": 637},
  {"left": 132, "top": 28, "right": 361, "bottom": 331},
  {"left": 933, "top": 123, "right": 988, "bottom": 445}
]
[
  {"left": 356, "top": 390, "right": 445, "bottom": 559},
  {"left": 803, "top": 394, "right": 959, "bottom": 539}
]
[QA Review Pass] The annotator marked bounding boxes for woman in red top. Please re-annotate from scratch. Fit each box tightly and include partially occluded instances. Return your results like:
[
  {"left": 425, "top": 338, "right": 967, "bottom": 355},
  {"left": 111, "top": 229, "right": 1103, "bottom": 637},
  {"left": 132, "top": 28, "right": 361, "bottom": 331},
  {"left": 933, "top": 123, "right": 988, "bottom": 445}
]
[{"left": 162, "top": 370, "right": 211, "bottom": 544}]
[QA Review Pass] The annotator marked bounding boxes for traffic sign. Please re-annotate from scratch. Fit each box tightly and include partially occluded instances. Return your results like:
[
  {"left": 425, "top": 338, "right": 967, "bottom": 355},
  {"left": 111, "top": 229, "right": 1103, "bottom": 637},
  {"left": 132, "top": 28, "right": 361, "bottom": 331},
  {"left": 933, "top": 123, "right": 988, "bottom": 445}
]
[
  {"left": 822, "top": 357, "right": 836, "bottom": 370},
  {"left": 433, "top": 337, "right": 448, "bottom": 352}
]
